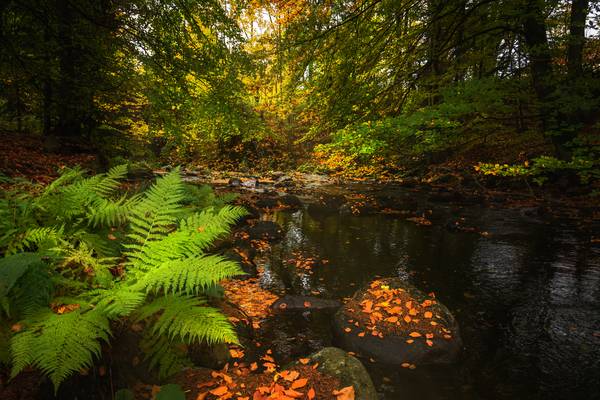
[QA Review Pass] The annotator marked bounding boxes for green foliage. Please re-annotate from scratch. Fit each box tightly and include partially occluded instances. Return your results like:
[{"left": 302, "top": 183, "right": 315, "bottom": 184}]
[
  {"left": 476, "top": 156, "right": 600, "bottom": 185},
  {"left": 1, "top": 166, "right": 246, "bottom": 391},
  {"left": 314, "top": 110, "right": 460, "bottom": 176}
]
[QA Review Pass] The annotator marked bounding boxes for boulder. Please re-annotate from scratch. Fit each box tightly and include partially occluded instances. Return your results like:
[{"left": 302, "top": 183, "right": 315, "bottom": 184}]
[
  {"left": 333, "top": 278, "right": 462, "bottom": 366},
  {"left": 228, "top": 177, "right": 242, "bottom": 187},
  {"left": 272, "top": 295, "right": 342, "bottom": 312},
  {"left": 241, "top": 178, "right": 259, "bottom": 188},
  {"left": 291, "top": 347, "right": 377, "bottom": 400}
]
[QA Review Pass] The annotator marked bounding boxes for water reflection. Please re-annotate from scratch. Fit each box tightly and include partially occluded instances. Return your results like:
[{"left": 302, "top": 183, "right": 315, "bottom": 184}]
[{"left": 258, "top": 198, "right": 600, "bottom": 400}]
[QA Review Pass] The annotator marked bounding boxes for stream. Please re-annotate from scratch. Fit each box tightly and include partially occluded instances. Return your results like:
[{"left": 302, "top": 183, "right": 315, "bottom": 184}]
[{"left": 231, "top": 181, "right": 600, "bottom": 400}]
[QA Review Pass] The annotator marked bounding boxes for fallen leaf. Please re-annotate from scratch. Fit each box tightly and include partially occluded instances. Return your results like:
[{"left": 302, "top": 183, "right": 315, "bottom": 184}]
[
  {"left": 409, "top": 332, "right": 422, "bottom": 337},
  {"left": 307, "top": 388, "right": 316, "bottom": 400},
  {"left": 291, "top": 378, "right": 308, "bottom": 389},
  {"left": 333, "top": 385, "right": 355, "bottom": 400},
  {"left": 210, "top": 386, "right": 229, "bottom": 396},
  {"left": 299, "top": 358, "right": 310, "bottom": 365}
]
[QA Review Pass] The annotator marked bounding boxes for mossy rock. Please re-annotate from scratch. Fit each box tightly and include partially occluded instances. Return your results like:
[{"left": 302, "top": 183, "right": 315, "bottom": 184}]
[{"left": 290, "top": 347, "right": 377, "bottom": 400}]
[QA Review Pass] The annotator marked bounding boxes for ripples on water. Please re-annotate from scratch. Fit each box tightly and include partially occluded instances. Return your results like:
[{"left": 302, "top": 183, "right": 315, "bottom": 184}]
[{"left": 256, "top": 195, "right": 600, "bottom": 400}]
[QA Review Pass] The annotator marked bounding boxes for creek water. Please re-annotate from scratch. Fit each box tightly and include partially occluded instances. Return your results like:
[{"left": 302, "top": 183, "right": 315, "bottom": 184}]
[{"left": 249, "top": 185, "right": 600, "bottom": 400}]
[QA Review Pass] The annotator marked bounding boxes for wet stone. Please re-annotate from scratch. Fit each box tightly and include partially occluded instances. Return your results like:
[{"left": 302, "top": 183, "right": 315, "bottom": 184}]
[
  {"left": 272, "top": 295, "right": 342, "bottom": 312},
  {"left": 333, "top": 278, "right": 462, "bottom": 366}
]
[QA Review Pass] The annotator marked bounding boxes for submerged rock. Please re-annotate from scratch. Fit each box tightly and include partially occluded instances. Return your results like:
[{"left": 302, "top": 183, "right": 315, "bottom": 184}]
[
  {"left": 333, "top": 278, "right": 462, "bottom": 366},
  {"left": 245, "top": 221, "right": 284, "bottom": 242},
  {"left": 272, "top": 295, "right": 342, "bottom": 312},
  {"left": 290, "top": 347, "right": 377, "bottom": 400}
]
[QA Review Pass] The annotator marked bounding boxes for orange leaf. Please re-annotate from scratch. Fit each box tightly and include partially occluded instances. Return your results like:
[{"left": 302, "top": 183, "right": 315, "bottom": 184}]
[
  {"left": 283, "top": 370, "right": 300, "bottom": 382},
  {"left": 424, "top": 311, "right": 433, "bottom": 318},
  {"left": 291, "top": 378, "right": 308, "bottom": 389},
  {"left": 409, "top": 332, "right": 422, "bottom": 337},
  {"left": 403, "top": 315, "right": 412, "bottom": 323},
  {"left": 299, "top": 358, "right": 310, "bottom": 365},
  {"left": 344, "top": 327, "right": 352, "bottom": 333},
  {"left": 210, "top": 386, "right": 229, "bottom": 396},
  {"left": 385, "top": 316, "right": 398, "bottom": 323},
  {"left": 307, "top": 388, "right": 316, "bottom": 400},
  {"left": 332, "top": 386, "right": 355, "bottom": 400},
  {"left": 426, "top": 340, "right": 433, "bottom": 347},
  {"left": 358, "top": 332, "right": 365, "bottom": 337}
]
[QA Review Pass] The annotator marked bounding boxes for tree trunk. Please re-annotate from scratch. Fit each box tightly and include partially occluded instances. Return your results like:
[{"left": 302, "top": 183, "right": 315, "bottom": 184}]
[
  {"left": 522, "top": 0, "right": 571, "bottom": 160},
  {"left": 55, "top": 0, "right": 81, "bottom": 138},
  {"left": 567, "top": 0, "right": 588, "bottom": 78}
]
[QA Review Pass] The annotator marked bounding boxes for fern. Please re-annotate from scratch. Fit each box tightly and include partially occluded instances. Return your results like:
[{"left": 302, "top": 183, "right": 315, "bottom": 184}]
[
  {"left": 135, "top": 255, "right": 242, "bottom": 295},
  {"left": 3, "top": 167, "right": 247, "bottom": 389},
  {"left": 126, "top": 206, "right": 246, "bottom": 275},
  {"left": 0, "top": 253, "right": 51, "bottom": 317},
  {"left": 10, "top": 308, "right": 110, "bottom": 391},
  {"left": 138, "top": 295, "right": 238, "bottom": 345},
  {"left": 124, "top": 169, "right": 185, "bottom": 268}
]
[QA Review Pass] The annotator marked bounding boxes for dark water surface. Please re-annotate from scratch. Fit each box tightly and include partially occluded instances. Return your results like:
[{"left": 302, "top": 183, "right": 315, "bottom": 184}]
[{"left": 252, "top": 186, "right": 600, "bottom": 400}]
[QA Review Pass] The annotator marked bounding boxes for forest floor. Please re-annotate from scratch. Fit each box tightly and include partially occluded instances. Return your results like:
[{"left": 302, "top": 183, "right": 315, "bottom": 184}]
[{"left": 0, "top": 131, "right": 597, "bottom": 220}]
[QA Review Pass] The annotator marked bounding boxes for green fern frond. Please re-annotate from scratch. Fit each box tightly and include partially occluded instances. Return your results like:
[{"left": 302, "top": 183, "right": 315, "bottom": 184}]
[
  {"left": 40, "top": 167, "right": 85, "bottom": 196},
  {"left": 125, "top": 169, "right": 185, "bottom": 267},
  {"left": 89, "top": 286, "right": 147, "bottom": 318},
  {"left": 0, "top": 253, "right": 44, "bottom": 299},
  {"left": 139, "top": 334, "right": 190, "bottom": 379},
  {"left": 3, "top": 226, "right": 63, "bottom": 255},
  {"left": 10, "top": 308, "right": 110, "bottom": 391},
  {"left": 124, "top": 206, "right": 245, "bottom": 274},
  {"left": 87, "top": 194, "right": 141, "bottom": 227},
  {"left": 0, "top": 253, "right": 51, "bottom": 317},
  {"left": 138, "top": 295, "right": 238, "bottom": 346},
  {"left": 135, "top": 255, "right": 242, "bottom": 295}
]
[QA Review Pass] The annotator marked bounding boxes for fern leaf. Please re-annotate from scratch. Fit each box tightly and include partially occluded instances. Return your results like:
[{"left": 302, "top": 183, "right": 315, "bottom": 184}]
[
  {"left": 10, "top": 308, "right": 110, "bottom": 391},
  {"left": 138, "top": 295, "right": 238, "bottom": 345},
  {"left": 125, "top": 170, "right": 185, "bottom": 267},
  {"left": 89, "top": 286, "right": 147, "bottom": 318},
  {"left": 135, "top": 255, "right": 243, "bottom": 295}
]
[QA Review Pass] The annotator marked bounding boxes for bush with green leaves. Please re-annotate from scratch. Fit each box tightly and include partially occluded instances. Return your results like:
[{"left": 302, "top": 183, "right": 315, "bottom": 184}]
[
  {"left": 0, "top": 165, "right": 246, "bottom": 391},
  {"left": 475, "top": 155, "right": 599, "bottom": 186},
  {"left": 313, "top": 110, "right": 460, "bottom": 175}
]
